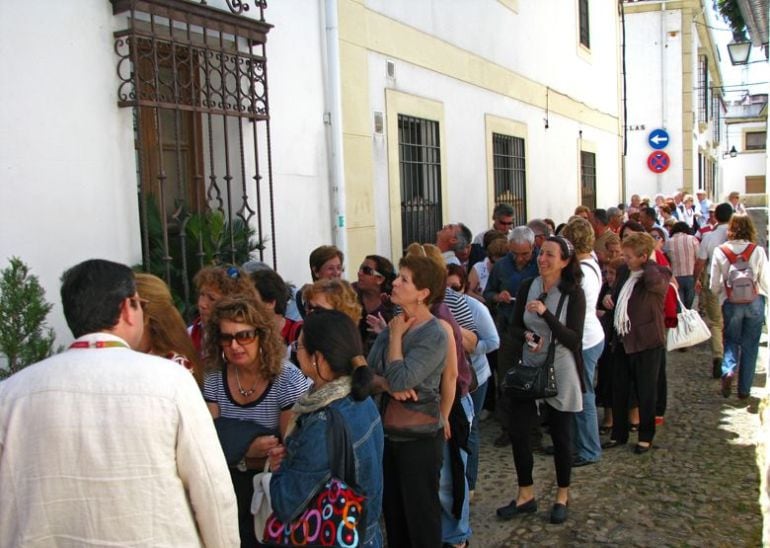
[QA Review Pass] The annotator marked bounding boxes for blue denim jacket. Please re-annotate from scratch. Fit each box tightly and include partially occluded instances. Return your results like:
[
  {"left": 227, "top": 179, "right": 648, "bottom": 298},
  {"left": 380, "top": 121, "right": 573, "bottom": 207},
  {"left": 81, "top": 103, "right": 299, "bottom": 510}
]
[{"left": 270, "top": 395, "right": 385, "bottom": 547}]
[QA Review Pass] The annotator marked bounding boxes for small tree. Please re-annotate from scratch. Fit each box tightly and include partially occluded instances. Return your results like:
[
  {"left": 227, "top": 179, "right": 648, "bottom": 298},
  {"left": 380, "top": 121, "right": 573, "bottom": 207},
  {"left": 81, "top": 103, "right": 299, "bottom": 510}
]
[{"left": 0, "top": 257, "right": 58, "bottom": 378}]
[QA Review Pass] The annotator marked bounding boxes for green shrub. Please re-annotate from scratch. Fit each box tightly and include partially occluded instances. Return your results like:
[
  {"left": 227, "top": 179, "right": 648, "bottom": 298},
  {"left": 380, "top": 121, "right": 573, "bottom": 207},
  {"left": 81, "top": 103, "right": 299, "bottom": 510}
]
[{"left": 0, "top": 257, "right": 59, "bottom": 378}]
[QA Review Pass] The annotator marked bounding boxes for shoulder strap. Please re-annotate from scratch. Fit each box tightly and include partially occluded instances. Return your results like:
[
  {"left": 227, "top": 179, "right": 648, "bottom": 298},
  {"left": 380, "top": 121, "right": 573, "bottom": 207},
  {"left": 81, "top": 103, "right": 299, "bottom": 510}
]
[
  {"left": 740, "top": 243, "right": 757, "bottom": 261},
  {"left": 720, "top": 244, "right": 739, "bottom": 264},
  {"left": 326, "top": 406, "right": 357, "bottom": 487},
  {"left": 581, "top": 259, "right": 601, "bottom": 282}
]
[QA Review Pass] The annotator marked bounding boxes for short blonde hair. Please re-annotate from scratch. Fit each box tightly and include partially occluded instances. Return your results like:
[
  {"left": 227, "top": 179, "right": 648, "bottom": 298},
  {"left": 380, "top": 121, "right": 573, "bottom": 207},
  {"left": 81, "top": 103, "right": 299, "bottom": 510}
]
[
  {"left": 303, "top": 278, "right": 362, "bottom": 324},
  {"left": 622, "top": 232, "right": 654, "bottom": 259},
  {"left": 561, "top": 217, "right": 595, "bottom": 255}
]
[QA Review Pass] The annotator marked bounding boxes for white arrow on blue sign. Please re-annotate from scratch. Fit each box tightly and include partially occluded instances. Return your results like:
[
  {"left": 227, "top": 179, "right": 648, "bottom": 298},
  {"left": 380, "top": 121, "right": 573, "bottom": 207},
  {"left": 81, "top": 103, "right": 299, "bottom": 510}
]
[{"left": 648, "top": 128, "right": 670, "bottom": 150}]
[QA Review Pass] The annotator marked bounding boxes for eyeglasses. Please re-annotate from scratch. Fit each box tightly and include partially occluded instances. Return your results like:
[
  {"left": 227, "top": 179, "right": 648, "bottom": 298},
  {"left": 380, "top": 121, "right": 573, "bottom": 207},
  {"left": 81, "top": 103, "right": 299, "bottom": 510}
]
[
  {"left": 449, "top": 284, "right": 463, "bottom": 292},
  {"left": 289, "top": 340, "right": 304, "bottom": 353},
  {"left": 218, "top": 329, "right": 259, "bottom": 347},
  {"left": 359, "top": 265, "right": 383, "bottom": 277},
  {"left": 497, "top": 220, "right": 514, "bottom": 227},
  {"left": 651, "top": 234, "right": 663, "bottom": 241}
]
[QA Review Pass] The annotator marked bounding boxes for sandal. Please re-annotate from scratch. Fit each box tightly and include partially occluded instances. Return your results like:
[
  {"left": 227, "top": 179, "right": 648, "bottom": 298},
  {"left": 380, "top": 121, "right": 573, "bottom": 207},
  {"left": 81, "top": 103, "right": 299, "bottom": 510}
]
[
  {"left": 599, "top": 425, "right": 612, "bottom": 435},
  {"left": 630, "top": 423, "right": 639, "bottom": 433}
]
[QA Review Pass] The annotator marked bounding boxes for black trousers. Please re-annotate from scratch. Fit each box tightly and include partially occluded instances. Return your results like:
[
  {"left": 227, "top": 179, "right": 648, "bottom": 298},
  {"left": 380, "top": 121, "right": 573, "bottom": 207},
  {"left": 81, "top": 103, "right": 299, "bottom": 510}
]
[
  {"left": 656, "top": 350, "right": 667, "bottom": 417},
  {"left": 509, "top": 399, "right": 573, "bottom": 488},
  {"left": 611, "top": 345, "right": 664, "bottom": 444},
  {"left": 382, "top": 432, "right": 444, "bottom": 548}
]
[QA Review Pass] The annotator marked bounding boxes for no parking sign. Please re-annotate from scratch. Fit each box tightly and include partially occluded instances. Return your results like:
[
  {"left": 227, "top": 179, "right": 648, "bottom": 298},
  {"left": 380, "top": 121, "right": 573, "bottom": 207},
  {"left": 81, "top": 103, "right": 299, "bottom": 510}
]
[{"left": 647, "top": 151, "right": 670, "bottom": 173}]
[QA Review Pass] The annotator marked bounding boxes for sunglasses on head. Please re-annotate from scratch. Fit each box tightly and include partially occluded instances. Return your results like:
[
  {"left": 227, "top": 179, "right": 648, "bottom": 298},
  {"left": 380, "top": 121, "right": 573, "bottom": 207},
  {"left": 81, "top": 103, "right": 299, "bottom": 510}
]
[
  {"left": 218, "top": 329, "right": 259, "bottom": 346},
  {"left": 359, "top": 265, "right": 383, "bottom": 277}
]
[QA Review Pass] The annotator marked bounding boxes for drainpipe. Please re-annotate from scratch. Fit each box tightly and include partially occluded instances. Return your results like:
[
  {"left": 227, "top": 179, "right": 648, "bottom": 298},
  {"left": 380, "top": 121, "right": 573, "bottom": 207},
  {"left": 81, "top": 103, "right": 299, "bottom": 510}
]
[
  {"left": 659, "top": 2, "right": 667, "bottom": 194},
  {"left": 321, "top": 0, "right": 347, "bottom": 263}
]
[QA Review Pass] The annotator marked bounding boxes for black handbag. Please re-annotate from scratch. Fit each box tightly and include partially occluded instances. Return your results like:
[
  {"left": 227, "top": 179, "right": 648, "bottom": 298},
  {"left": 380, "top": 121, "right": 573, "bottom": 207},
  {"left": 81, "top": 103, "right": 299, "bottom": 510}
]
[{"left": 503, "top": 292, "right": 567, "bottom": 399}]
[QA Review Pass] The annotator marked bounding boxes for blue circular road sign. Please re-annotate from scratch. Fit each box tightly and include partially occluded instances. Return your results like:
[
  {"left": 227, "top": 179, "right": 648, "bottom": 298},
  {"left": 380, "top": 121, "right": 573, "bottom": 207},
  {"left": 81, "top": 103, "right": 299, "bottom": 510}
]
[{"left": 648, "top": 128, "right": 670, "bottom": 150}]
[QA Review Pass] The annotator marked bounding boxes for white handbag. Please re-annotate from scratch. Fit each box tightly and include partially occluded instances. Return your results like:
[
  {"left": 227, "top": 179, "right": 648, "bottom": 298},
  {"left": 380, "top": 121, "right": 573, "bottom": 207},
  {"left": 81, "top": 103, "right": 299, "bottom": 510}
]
[
  {"left": 666, "top": 286, "right": 710, "bottom": 351},
  {"left": 250, "top": 461, "right": 273, "bottom": 543}
]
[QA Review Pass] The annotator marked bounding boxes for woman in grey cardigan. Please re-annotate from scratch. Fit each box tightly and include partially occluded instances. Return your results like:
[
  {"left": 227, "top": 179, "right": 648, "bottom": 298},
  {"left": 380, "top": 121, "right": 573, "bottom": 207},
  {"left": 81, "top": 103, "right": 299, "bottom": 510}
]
[
  {"left": 496, "top": 236, "right": 586, "bottom": 525},
  {"left": 368, "top": 251, "right": 456, "bottom": 548}
]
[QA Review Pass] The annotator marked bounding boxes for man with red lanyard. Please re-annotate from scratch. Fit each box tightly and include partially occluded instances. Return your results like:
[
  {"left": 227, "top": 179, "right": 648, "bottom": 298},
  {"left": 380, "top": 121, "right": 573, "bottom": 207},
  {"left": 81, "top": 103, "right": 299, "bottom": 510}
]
[{"left": 0, "top": 259, "right": 238, "bottom": 547}]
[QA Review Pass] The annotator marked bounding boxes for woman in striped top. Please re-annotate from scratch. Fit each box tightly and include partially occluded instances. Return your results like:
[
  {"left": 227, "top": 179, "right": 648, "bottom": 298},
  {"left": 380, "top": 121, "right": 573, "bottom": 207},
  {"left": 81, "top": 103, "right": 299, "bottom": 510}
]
[{"left": 203, "top": 294, "right": 310, "bottom": 548}]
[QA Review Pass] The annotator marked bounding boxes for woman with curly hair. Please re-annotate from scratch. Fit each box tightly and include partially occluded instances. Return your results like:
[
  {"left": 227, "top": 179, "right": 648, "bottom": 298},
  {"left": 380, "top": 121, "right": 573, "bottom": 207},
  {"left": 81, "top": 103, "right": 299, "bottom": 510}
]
[
  {"left": 135, "top": 273, "right": 204, "bottom": 385},
  {"left": 203, "top": 295, "right": 311, "bottom": 547},
  {"left": 188, "top": 265, "right": 257, "bottom": 353}
]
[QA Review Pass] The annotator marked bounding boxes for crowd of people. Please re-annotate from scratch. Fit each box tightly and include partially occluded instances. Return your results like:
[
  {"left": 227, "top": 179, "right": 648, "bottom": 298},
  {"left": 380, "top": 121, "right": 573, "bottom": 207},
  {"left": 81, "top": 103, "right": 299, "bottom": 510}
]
[{"left": 0, "top": 189, "right": 767, "bottom": 547}]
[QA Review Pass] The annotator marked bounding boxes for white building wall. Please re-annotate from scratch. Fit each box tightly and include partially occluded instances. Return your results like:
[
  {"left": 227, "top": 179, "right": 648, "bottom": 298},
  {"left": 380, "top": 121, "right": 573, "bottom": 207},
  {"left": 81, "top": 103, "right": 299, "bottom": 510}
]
[
  {"left": 0, "top": 3, "right": 139, "bottom": 343},
  {"left": 625, "top": 9, "right": 685, "bottom": 197},
  {"left": 721, "top": 121, "right": 768, "bottom": 196}
]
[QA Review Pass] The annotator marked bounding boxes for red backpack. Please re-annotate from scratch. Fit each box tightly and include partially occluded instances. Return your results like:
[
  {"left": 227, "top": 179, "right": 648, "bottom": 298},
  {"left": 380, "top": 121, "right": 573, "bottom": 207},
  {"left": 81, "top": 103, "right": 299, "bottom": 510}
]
[{"left": 719, "top": 243, "right": 758, "bottom": 304}]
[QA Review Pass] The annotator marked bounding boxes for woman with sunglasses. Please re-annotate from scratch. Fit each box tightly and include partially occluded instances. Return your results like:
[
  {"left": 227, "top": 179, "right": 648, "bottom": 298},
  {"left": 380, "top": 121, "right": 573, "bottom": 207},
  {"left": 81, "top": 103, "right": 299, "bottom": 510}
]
[
  {"left": 269, "top": 309, "right": 384, "bottom": 547},
  {"left": 496, "top": 236, "right": 585, "bottom": 525},
  {"left": 354, "top": 255, "right": 396, "bottom": 352},
  {"left": 203, "top": 295, "right": 311, "bottom": 548}
]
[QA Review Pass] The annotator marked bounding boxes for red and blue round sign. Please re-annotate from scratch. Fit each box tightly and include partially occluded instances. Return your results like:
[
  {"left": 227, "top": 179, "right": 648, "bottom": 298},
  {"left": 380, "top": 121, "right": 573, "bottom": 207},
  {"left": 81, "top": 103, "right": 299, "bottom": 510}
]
[{"left": 647, "top": 151, "right": 670, "bottom": 173}]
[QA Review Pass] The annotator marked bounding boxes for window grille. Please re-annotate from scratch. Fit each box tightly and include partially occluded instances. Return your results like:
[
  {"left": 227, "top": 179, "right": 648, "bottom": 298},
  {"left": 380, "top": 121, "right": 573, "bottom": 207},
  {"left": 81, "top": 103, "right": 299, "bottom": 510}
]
[
  {"left": 112, "top": 0, "right": 274, "bottom": 313},
  {"left": 580, "top": 151, "right": 596, "bottom": 210},
  {"left": 398, "top": 115, "right": 442, "bottom": 252},
  {"left": 712, "top": 92, "right": 721, "bottom": 144},
  {"left": 492, "top": 133, "right": 527, "bottom": 226},
  {"left": 578, "top": 0, "right": 590, "bottom": 48},
  {"left": 698, "top": 56, "right": 708, "bottom": 123}
]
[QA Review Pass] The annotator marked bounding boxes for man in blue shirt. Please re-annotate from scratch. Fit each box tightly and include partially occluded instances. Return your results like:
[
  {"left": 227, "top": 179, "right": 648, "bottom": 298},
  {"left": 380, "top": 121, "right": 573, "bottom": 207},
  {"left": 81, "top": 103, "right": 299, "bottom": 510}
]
[{"left": 484, "top": 226, "right": 539, "bottom": 446}]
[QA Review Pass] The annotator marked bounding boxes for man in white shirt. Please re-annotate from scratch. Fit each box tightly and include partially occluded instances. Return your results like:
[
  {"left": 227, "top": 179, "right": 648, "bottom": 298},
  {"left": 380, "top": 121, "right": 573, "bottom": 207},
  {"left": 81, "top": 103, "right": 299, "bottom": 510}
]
[
  {"left": 0, "top": 259, "right": 239, "bottom": 547},
  {"left": 694, "top": 204, "right": 733, "bottom": 379}
]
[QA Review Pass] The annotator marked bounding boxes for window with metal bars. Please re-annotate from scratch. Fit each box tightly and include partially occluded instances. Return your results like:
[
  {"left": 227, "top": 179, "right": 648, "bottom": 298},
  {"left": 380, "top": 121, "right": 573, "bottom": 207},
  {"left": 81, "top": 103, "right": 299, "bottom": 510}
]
[
  {"left": 712, "top": 93, "right": 721, "bottom": 144},
  {"left": 112, "top": 0, "right": 274, "bottom": 313},
  {"left": 492, "top": 133, "right": 527, "bottom": 226},
  {"left": 398, "top": 115, "right": 442, "bottom": 252},
  {"left": 698, "top": 56, "right": 708, "bottom": 123},
  {"left": 578, "top": 0, "right": 590, "bottom": 49},
  {"left": 580, "top": 151, "right": 596, "bottom": 210}
]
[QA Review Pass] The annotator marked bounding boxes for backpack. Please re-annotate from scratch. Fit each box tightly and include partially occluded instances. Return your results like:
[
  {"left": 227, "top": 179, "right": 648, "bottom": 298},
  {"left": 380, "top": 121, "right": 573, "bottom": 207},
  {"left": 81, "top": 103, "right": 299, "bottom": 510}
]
[{"left": 719, "top": 243, "right": 758, "bottom": 304}]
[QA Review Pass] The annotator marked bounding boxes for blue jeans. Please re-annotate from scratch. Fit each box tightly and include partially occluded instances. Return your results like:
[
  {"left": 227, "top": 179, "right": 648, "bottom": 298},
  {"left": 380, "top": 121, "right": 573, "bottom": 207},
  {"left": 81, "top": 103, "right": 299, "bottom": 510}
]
[
  {"left": 466, "top": 380, "right": 489, "bottom": 491},
  {"left": 676, "top": 275, "right": 695, "bottom": 310},
  {"left": 573, "top": 340, "right": 604, "bottom": 461},
  {"left": 722, "top": 296, "right": 766, "bottom": 396},
  {"left": 440, "top": 394, "right": 473, "bottom": 545}
]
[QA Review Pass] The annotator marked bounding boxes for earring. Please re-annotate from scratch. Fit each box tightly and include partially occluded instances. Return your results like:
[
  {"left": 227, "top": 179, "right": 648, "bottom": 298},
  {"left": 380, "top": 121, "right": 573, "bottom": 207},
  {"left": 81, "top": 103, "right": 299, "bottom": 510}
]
[
  {"left": 221, "top": 351, "right": 227, "bottom": 363},
  {"left": 417, "top": 299, "right": 423, "bottom": 306}
]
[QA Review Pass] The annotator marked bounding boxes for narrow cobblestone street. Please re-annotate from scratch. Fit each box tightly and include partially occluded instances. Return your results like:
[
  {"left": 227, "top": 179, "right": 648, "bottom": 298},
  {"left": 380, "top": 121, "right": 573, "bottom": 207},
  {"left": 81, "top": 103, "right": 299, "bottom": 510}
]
[{"left": 471, "top": 336, "right": 768, "bottom": 546}]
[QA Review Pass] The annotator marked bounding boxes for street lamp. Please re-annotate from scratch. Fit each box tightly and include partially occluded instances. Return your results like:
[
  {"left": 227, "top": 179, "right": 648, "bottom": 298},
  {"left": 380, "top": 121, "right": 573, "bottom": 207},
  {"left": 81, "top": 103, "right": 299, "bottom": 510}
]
[
  {"left": 727, "top": 40, "right": 752, "bottom": 65},
  {"left": 722, "top": 145, "right": 738, "bottom": 159}
]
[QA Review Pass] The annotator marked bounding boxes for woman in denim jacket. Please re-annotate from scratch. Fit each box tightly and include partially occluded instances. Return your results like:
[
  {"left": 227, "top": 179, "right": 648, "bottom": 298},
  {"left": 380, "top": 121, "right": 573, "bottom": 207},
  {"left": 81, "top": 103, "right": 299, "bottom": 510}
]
[{"left": 269, "top": 309, "right": 384, "bottom": 547}]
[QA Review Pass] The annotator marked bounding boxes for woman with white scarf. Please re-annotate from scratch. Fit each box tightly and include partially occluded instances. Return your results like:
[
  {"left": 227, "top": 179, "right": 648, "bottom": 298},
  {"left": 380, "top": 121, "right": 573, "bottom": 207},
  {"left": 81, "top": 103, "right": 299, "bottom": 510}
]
[{"left": 601, "top": 232, "right": 671, "bottom": 454}]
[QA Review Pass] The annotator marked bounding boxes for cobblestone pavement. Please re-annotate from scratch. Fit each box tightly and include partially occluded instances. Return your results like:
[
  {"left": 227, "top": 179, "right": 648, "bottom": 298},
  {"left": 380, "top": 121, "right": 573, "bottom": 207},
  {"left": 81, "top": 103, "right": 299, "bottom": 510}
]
[{"left": 470, "top": 336, "right": 768, "bottom": 547}]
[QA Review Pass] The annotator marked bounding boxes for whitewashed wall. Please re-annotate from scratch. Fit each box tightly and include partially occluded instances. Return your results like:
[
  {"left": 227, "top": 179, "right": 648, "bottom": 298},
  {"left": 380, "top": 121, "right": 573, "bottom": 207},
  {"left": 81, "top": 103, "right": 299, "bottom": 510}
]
[
  {"left": 721, "top": 121, "right": 768, "bottom": 195},
  {"left": 0, "top": 3, "right": 139, "bottom": 344},
  {"left": 625, "top": 9, "right": 686, "bottom": 197}
]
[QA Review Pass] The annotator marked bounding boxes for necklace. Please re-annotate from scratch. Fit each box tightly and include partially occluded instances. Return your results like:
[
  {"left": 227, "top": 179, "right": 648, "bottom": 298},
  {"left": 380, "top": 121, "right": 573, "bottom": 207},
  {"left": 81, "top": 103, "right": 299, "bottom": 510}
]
[{"left": 235, "top": 367, "right": 258, "bottom": 397}]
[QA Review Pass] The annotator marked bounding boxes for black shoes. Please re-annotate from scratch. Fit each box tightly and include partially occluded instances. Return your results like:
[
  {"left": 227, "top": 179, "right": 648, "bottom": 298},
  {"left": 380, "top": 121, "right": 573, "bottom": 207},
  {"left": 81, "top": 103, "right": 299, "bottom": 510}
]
[
  {"left": 496, "top": 498, "right": 537, "bottom": 520},
  {"left": 712, "top": 357, "right": 723, "bottom": 379},
  {"left": 601, "top": 439, "right": 626, "bottom": 449},
  {"left": 550, "top": 502, "right": 568, "bottom": 524},
  {"left": 572, "top": 456, "right": 597, "bottom": 467},
  {"left": 634, "top": 443, "right": 652, "bottom": 454}
]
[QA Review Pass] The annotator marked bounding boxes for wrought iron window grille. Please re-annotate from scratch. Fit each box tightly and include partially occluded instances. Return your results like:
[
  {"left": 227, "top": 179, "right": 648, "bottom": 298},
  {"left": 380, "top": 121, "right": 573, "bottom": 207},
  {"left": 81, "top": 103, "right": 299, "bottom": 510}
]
[
  {"left": 492, "top": 133, "right": 527, "bottom": 227},
  {"left": 112, "top": 0, "right": 275, "bottom": 312}
]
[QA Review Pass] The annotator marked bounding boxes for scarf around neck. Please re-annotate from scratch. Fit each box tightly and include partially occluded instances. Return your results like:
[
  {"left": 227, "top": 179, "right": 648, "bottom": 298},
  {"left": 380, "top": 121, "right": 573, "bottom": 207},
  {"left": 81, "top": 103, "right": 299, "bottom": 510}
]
[
  {"left": 285, "top": 376, "right": 352, "bottom": 437},
  {"left": 614, "top": 269, "right": 643, "bottom": 337}
]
